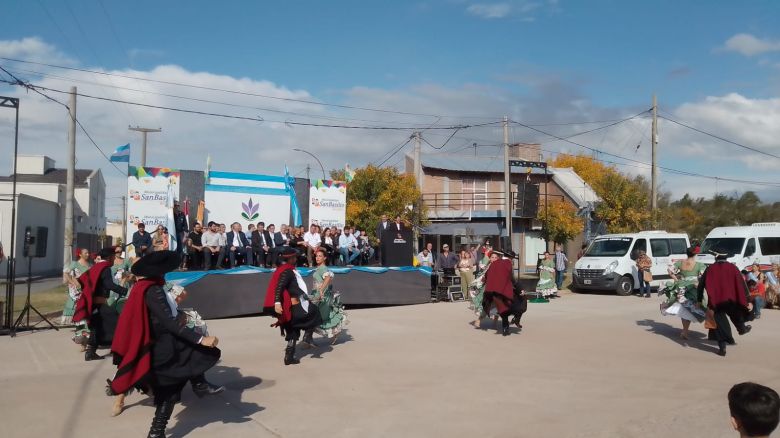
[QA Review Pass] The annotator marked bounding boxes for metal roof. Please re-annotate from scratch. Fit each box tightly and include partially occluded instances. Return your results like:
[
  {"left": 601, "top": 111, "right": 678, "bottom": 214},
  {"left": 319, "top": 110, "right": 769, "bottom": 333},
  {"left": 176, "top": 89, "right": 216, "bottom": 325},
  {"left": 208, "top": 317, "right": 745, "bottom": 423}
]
[
  {"left": 550, "top": 167, "right": 600, "bottom": 208},
  {"left": 415, "top": 153, "right": 548, "bottom": 175},
  {"left": 0, "top": 168, "right": 95, "bottom": 188}
]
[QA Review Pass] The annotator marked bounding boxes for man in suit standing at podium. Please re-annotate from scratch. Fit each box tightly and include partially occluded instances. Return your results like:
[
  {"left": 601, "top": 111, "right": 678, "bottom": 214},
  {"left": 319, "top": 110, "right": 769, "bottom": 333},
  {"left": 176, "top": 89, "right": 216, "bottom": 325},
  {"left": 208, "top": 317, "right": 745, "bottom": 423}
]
[
  {"left": 376, "top": 214, "right": 390, "bottom": 266},
  {"left": 392, "top": 215, "right": 406, "bottom": 232}
]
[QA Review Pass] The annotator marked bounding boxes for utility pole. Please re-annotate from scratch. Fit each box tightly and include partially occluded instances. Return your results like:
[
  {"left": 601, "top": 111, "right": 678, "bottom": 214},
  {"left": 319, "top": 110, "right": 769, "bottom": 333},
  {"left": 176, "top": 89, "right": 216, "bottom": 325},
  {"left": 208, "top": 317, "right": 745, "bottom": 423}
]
[
  {"left": 651, "top": 94, "right": 658, "bottom": 220},
  {"left": 64, "top": 87, "right": 76, "bottom": 268},
  {"left": 121, "top": 195, "right": 127, "bottom": 245},
  {"left": 128, "top": 126, "right": 162, "bottom": 167},
  {"left": 413, "top": 132, "right": 422, "bottom": 253},
  {"left": 503, "top": 116, "right": 511, "bottom": 251}
]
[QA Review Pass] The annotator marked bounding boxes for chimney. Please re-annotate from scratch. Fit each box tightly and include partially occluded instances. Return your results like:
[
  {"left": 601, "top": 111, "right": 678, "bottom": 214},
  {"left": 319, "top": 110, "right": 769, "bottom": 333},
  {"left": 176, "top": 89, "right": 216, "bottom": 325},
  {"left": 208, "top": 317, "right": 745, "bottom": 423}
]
[{"left": 509, "top": 143, "right": 541, "bottom": 161}]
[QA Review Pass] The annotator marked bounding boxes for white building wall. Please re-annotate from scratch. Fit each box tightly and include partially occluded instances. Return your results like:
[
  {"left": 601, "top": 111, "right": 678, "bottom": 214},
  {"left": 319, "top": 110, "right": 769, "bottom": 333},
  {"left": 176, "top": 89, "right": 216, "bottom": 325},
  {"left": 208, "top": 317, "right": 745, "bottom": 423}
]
[{"left": 0, "top": 194, "right": 62, "bottom": 277}]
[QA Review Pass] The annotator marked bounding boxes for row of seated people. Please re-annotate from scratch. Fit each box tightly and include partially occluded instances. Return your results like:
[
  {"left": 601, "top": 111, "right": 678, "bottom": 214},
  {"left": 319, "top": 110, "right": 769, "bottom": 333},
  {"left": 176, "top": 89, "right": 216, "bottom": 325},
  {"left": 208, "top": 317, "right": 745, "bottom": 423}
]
[{"left": 184, "top": 221, "right": 376, "bottom": 270}]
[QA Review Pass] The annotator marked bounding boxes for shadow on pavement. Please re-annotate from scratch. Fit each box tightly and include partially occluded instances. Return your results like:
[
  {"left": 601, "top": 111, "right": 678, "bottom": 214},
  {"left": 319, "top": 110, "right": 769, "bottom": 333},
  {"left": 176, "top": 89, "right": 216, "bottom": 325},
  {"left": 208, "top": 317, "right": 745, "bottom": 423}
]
[
  {"left": 167, "top": 365, "right": 268, "bottom": 438},
  {"left": 636, "top": 319, "right": 719, "bottom": 354},
  {"left": 298, "top": 331, "right": 354, "bottom": 361}
]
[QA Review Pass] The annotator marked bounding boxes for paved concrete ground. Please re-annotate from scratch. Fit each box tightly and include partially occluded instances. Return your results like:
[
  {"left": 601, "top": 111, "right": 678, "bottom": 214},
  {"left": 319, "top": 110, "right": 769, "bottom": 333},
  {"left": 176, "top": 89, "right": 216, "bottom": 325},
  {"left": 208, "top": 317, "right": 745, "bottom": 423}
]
[{"left": 1, "top": 292, "right": 778, "bottom": 438}]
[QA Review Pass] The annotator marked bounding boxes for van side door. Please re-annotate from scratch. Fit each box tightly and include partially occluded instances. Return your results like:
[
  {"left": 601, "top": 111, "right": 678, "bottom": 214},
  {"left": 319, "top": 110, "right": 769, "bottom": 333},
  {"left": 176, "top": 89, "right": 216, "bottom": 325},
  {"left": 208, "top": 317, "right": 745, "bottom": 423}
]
[
  {"left": 649, "top": 238, "right": 672, "bottom": 281},
  {"left": 630, "top": 238, "right": 648, "bottom": 285}
]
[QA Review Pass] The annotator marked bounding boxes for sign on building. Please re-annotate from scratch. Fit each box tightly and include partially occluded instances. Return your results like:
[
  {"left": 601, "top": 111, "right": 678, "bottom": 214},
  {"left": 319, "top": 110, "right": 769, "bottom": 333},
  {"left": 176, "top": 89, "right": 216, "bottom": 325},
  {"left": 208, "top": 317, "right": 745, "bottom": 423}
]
[
  {"left": 126, "top": 166, "right": 180, "bottom": 250},
  {"left": 308, "top": 180, "right": 347, "bottom": 229}
]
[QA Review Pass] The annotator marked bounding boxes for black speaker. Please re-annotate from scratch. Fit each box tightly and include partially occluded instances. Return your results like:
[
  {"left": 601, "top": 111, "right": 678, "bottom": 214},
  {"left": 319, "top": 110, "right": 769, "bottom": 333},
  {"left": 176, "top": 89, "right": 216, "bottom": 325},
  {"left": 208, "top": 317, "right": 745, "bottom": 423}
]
[
  {"left": 23, "top": 226, "right": 48, "bottom": 258},
  {"left": 500, "top": 235, "right": 512, "bottom": 252},
  {"left": 514, "top": 183, "right": 539, "bottom": 218}
]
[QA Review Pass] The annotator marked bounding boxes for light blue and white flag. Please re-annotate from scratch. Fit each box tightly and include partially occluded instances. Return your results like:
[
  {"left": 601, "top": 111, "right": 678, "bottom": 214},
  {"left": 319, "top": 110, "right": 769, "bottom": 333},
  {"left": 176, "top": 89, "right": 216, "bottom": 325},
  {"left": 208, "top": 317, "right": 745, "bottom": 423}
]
[
  {"left": 285, "top": 164, "right": 303, "bottom": 226},
  {"left": 109, "top": 143, "right": 130, "bottom": 162}
]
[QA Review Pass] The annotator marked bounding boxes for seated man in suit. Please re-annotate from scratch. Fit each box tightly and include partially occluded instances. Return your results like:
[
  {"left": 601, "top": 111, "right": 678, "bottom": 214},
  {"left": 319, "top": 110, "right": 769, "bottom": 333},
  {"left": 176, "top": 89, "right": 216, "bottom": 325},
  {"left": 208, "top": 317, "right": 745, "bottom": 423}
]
[
  {"left": 272, "top": 224, "right": 291, "bottom": 267},
  {"left": 251, "top": 222, "right": 268, "bottom": 267},
  {"left": 263, "top": 224, "right": 277, "bottom": 268},
  {"left": 226, "top": 222, "right": 254, "bottom": 268}
]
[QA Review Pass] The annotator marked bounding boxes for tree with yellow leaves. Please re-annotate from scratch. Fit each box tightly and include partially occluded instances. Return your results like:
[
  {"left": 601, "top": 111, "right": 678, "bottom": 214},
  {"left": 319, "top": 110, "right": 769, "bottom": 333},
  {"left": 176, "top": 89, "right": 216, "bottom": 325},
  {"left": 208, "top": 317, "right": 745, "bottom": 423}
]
[
  {"left": 551, "top": 154, "right": 651, "bottom": 233},
  {"left": 331, "top": 165, "right": 426, "bottom": 241},
  {"left": 537, "top": 198, "right": 584, "bottom": 244}
]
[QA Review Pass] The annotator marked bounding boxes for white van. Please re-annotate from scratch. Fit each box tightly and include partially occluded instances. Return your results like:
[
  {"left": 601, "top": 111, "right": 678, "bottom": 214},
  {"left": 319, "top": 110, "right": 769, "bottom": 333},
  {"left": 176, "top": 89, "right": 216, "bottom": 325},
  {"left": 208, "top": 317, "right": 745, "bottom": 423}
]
[
  {"left": 572, "top": 231, "right": 690, "bottom": 296},
  {"left": 697, "top": 223, "right": 780, "bottom": 271}
]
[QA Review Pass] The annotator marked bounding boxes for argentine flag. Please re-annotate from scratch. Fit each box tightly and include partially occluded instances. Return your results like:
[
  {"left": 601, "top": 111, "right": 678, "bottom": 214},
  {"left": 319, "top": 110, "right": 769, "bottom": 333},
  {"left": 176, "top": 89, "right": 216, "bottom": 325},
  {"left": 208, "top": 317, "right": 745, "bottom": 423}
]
[{"left": 109, "top": 143, "right": 130, "bottom": 162}]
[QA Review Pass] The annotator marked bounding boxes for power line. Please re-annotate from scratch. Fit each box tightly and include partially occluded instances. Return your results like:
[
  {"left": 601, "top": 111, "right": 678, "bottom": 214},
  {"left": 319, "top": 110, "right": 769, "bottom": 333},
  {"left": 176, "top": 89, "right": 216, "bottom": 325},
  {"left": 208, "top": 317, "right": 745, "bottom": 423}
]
[
  {"left": 0, "top": 66, "right": 126, "bottom": 176},
  {"left": 376, "top": 136, "right": 413, "bottom": 167},
  {"left": 658, "top": 112, "right": 780, "bottom": 160}
]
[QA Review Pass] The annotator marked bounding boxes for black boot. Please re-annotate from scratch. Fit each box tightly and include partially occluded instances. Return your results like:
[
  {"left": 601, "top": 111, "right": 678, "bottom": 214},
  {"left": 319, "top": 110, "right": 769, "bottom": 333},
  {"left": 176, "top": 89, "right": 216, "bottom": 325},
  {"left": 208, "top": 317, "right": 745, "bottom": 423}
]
[
  {"left": 284, "top": 340, "right": 300, "bottom": 365},
  {"left": 84, "top": 334, "right": 102, "bottom": 361},
  {"left": 147, "top": 400, "right": 175, "bottom": 438},
  {"left": 717, "top": 341, "right": 727, "bottom": 357},
  {"left": 191, "top": 379, "right": 225, "bottom": 398},
  {"left": 501, "top": 316, "right": 510, "bottom": 336},
  {"left": 301, "top": 329, "right": 315, "bottom": 348}
]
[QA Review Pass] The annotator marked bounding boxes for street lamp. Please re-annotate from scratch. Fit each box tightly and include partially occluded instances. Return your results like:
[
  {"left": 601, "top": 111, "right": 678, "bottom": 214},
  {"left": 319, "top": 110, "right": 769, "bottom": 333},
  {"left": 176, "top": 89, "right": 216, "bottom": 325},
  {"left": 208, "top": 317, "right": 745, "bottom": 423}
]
[{"left": 292, "top": 148, "right": 326, "bottom": 180}]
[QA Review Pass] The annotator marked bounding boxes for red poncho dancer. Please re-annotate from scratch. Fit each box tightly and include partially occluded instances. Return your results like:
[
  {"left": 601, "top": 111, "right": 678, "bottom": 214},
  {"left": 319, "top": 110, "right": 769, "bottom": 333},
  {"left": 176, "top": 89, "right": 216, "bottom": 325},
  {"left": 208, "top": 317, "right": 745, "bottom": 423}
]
[
  {"left": 697, "top": 251, "right": 751, "bottom": 356},
  {"left": 263, "top": 247, "right": 322, "bottom": 365},
  {"left": 482, "top": 250, "right": 527, "bottom": 336}
]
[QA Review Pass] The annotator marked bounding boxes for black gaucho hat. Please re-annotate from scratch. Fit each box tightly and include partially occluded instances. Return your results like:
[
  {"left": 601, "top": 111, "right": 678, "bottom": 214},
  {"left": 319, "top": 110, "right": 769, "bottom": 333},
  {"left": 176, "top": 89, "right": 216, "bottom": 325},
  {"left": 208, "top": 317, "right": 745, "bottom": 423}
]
[
  {"left": 278, "top": 246, "right": 299, "bottom": 259},
  {"left": 98, "top": 246, "right": 118, "bottom": 259},
  {"left": 493, "top": 249, "right": 519, "bottom": 259},
  {"left": 131, "top": 250, "right": 181, "bottom": 278}
]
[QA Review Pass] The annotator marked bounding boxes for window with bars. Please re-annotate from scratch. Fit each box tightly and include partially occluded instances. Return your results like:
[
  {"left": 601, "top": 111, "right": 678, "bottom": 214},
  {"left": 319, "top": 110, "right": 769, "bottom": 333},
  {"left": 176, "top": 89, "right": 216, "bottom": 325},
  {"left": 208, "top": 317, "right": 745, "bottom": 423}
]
[{"left": 461, "top": 178, "right": 488, "bottom": 210}]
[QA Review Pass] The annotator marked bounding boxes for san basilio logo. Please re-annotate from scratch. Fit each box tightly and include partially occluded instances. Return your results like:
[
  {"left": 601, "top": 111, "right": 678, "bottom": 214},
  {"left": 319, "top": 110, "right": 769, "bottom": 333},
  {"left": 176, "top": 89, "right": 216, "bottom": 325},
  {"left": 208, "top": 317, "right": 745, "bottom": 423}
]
[{"left": 241, "top": 198, "right": 260, "bottom": 221}]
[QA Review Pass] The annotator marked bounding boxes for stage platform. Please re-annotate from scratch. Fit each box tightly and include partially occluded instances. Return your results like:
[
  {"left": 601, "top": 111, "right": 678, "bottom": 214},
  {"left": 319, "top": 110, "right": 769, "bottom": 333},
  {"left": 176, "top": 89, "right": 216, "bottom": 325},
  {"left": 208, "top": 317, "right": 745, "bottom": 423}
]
[{"left": 165, "top": 266, "right": 432, "bottom": 319}]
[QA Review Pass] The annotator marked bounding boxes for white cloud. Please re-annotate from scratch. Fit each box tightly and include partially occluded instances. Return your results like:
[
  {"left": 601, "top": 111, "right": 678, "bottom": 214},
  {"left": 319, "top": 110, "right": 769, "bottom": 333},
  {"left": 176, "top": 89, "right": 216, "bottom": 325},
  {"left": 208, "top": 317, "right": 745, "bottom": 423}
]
[
  {"left": 720, "top": 33, "right": 780, "bottom": 57},
  {"left": 1, "top": 37, "right": 779, "bottom": 215},
  {"left": 466, "top": 3, "right": 512, "bottom": 19},
  {"left": 0, "top": 37, "right": 74, "bottom": 65}
]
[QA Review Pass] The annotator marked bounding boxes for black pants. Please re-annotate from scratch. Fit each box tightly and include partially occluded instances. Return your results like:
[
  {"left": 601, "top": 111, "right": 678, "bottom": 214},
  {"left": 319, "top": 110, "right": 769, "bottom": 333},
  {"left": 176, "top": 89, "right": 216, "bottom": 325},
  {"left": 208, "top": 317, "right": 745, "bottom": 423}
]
[
  {"left": 430, "top": 273, "right": 439, "bottom": 292},
  {"left": 88, "top": 303, "right": 119, "bottom": 347},
  {"left": 712, "top": 302, "right": 748, "bottom": 344}
]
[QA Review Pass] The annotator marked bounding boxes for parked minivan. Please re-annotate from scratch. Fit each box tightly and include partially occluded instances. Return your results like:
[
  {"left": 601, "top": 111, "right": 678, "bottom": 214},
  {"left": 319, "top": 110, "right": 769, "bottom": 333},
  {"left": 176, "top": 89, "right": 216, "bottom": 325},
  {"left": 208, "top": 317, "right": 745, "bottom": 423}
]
[
  {"left": 697, "top": 223, "right": 780, "bottom": 270},
  {"left": 572, "top": 231, "right": 690, "bottom": 296}
]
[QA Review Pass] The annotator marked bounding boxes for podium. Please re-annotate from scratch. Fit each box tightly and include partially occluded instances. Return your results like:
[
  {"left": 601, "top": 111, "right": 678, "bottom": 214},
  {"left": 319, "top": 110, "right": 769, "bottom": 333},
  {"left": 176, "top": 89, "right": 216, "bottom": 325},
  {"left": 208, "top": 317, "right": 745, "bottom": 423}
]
[{"left": 381, "top": 228, "right": 413, "bottom": 267}]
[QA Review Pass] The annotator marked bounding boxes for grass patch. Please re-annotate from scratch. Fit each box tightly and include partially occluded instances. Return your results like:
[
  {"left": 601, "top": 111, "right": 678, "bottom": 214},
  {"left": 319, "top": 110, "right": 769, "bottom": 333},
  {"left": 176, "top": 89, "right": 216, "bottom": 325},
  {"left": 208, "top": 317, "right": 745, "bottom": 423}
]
[{"left": 9, "top": 284, "right": 69, "bottom": 322}]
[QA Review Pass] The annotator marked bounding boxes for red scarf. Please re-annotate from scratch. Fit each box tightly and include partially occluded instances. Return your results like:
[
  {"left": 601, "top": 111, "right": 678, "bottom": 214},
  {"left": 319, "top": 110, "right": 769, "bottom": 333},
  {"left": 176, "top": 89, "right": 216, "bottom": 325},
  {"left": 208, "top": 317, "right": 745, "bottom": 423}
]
[
  {"left": 73, "top": 261, "right": 112, "bottom": 324},
  {"left": 704, "top": 261, "right": 748, "bottom": 308},
  {"left": 108, "top": 278, "right": 164, "bottom": 395},
  {"left": 263, "top": 263, "right": 295, "bottom": 326}
]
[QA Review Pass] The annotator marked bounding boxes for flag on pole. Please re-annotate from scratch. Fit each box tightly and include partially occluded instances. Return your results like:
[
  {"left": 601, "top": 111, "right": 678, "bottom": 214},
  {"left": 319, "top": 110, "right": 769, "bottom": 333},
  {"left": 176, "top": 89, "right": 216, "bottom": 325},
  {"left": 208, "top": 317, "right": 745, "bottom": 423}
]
[
  {"left": 165, "top": 183, "right": 177, "bottom": 252},
  {"left": 345, "top": 163, "right": 355, "bottom": 183},
  {"left": 109, "top": 144, "right": 130, "bottom": 162},
  {"left": 285, "top": 164, "right": 303, "bottom": 226},
  {"left": 205, "top": 154, "right": 211, "bottom": 184}
]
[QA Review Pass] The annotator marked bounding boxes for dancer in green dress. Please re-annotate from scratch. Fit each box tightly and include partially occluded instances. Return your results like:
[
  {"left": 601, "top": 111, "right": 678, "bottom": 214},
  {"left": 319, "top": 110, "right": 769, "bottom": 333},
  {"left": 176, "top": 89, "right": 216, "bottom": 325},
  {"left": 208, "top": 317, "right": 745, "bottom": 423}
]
[
  {"left": 309, "top": 248, "right": 348, "bottom": 345},
  {"left": 536, "top": 252, "right": 558, "bottom": 297},
  {"left": 109, "top": 249, "right": 134, "bottom": 314},
  {"left": 663, "top": 247, "right": 707, "bottom": 339},
  {"left": 62, "top": 248, "right": 92, "bottom": 347},
  {"left": 469, "top": 251, "right": 499, "bottom": 327}
]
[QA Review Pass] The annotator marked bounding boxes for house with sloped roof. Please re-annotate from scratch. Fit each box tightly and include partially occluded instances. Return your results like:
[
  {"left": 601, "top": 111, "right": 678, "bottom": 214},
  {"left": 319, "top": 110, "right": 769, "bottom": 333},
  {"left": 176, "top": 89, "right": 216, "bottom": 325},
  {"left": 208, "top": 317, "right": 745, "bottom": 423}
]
[
  {"left": 0, "top": 155, "right": 106, "bottom": 276},
  {"left": 405, "top": 143, "right": 600, "bottom": 272}
]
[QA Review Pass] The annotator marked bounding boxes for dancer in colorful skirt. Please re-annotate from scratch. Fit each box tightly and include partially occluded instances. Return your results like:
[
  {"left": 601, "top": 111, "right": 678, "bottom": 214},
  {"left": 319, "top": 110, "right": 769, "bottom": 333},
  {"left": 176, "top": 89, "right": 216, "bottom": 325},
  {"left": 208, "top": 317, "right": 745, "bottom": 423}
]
[
  {"left": 536, "top": 251, "right": 558, "bottom": 298},
  {"left": 264, "top": 247, "right": 323, "bottom": 365},
  {"left": 309, "top": 248, "right": 348, "bottom": 344},
  {"left": 62, "top": 248, "right": 92, "bottom": 348},
  {"left": 107, "top": 251, "right": 222, "bottom": 437},
  {"left": 662, "top": 246, "right": 707, "bottom": 339},
  {"left": 469, "top": 251, "right": 499, "bottom": 327}
]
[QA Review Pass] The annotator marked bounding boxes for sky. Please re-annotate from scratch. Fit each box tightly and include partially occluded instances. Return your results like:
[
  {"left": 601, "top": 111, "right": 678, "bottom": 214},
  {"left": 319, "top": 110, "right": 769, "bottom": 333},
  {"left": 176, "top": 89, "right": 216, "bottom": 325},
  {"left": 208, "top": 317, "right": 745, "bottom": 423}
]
[{"left": 1, "top": 0, "right": 779, "bottom": 219}]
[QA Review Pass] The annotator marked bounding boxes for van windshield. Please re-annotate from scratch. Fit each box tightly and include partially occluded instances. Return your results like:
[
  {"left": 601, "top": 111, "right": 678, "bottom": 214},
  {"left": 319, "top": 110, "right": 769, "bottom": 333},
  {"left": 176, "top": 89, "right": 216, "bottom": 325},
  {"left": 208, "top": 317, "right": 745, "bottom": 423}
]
[
  {"left": 701, "top": 238, "right": 745, "bottom": 256},
  {"left": 584, "top": 238, "right": 633, "bottom": 257}
]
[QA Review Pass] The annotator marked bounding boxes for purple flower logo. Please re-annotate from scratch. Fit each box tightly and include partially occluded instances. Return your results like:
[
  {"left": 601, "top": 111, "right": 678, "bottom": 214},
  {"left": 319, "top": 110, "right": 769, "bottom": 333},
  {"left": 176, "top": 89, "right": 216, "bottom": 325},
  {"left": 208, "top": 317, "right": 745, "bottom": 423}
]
[{"left": 241, "top": 198, "right": 260, "bottom": 221}]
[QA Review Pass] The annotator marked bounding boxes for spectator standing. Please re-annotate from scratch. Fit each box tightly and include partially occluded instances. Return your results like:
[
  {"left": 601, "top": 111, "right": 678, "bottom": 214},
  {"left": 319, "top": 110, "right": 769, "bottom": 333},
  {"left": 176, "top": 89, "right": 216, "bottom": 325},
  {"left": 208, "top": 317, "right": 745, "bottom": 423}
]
[
  {"left": 435, "top": 244, "right": 459, "bottom": 276},
  {"left": 636, "top": 250, "right": 653, "bottom": 298},
  {"left": 417, "top": 247, "right": 433, "bottom": 267},
  {"left": 747, "top": 279, "right": 766, "bottom": 319},
  {"left": 132, "top": 223, "right": 153, "bottom": 257},
  {"left": 457, "top": 248, "right": 476, "bottom": 298},
  {"left": 173, "top": 201, "right": 188, "bottom": 258},
  {"left": 554, "top": 244, "right": 569, "bottom": 290}
]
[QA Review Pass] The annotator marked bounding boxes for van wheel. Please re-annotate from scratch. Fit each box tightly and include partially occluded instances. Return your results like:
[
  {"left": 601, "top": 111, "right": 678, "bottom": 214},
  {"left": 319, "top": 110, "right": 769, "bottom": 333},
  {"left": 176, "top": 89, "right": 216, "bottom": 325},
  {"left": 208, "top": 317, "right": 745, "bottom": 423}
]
[{"left": 616, "top": 276, "right": 634, "bottom": 296}]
